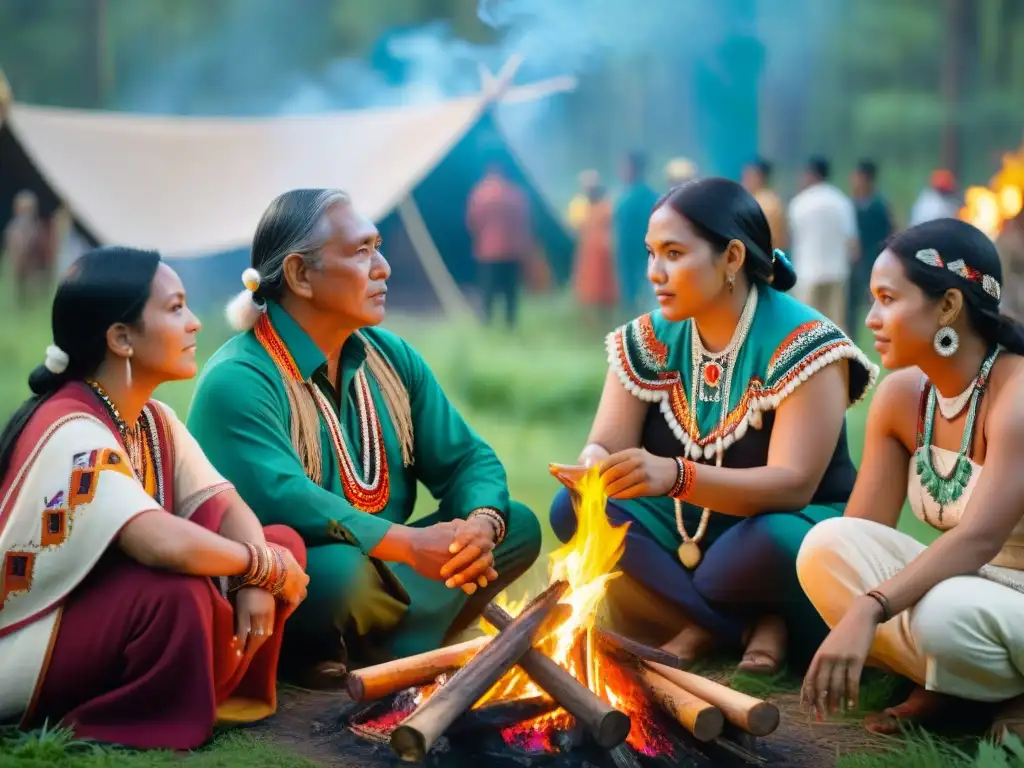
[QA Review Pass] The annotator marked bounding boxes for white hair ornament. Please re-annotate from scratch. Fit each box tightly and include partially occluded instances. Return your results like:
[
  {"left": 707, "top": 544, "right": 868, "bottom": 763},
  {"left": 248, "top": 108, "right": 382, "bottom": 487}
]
[
  {"left": 44, "top": 345, "right": 69, "bottom": 375},
  {"left": 225, "top": 268, "right": 266, "bottom": 332}
]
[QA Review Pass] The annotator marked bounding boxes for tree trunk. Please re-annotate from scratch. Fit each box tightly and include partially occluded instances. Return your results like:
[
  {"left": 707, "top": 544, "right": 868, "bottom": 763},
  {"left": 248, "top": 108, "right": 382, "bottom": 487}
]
[{"left": 941, "top": 0, "right": 973, "bottom": 177}]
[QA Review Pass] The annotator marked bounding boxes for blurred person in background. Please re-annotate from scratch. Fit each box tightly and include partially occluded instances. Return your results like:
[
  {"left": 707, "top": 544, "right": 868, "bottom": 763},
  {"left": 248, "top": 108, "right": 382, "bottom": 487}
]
[
  {"left": 741, "top": 157, "right": 787, "bottom": 251},
  {"left": 788, "top": 156, "right": 859, "bottom": 331},
  {"left": 910, "top": 169, "right": 961, "bottom": 226},
  {"left": 615, "top": 150, "right": 660, "bottom": 313},
  {"left": 188, "top": 189, "right": 542, "bottom": 685},
  {"left": 567, "top": 169, "right": 601, "bottom": 232},
  {"left": 848, "top": 159, "right": 895, "bottom": 334},
  {"left": 551, "top": 178, "right": 877, "bottom": 675},
  {"left": 798, "top": 219, "right": 1024, "bottom": 742},
  {"left": 466, "top": 159, "right": 534, "bottom": 329},
  {"left": 3, "top": 190, "right": 52, "bottom": 308},
  {"left": 665, "top": 157, "right": 699, "bottom": 189},
  {"left": 0, "top": 246, "right": 308, "bottom": 749},
  {"left": 996, "top": 207, "right": 1024, "bottom": 322},
  {"left": 572, "top": 182, "right": 618, "bottom": 324}
]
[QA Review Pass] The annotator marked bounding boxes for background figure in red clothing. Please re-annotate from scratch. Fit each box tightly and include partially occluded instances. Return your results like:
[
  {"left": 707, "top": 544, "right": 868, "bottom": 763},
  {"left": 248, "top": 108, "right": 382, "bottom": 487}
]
[{"left": 466, "top": 160, "right": 534, "bottom": 329}]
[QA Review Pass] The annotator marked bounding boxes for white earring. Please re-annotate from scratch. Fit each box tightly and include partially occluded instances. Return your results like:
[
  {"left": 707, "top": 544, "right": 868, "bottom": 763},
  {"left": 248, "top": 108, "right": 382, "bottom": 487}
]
[
  {"left": 125, "top": 351, "right": 133, "bottom": 388},
  {"left": 934, "top": 327, "right": 959, "bottom": 357}
]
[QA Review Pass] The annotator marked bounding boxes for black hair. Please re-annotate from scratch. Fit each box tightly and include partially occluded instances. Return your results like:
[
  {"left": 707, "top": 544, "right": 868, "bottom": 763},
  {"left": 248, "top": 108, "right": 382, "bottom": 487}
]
[
  {"left": 886, "top": 218, "right": 1024, "bottom": 355},
  {"left": 655, "top": 177, "right": 797, "bottom": 292},
  {"left": 807, "top": 155, "right": 831, "bottom": 181},
  {"left": 0, "top": 246, "right": 162, "bottom": 481},
  {"left": 750, "top": 157, "right": 773, "bottom": 180},
  {"left": 855, "top": 159, "right": 878, "bottom": 180}
]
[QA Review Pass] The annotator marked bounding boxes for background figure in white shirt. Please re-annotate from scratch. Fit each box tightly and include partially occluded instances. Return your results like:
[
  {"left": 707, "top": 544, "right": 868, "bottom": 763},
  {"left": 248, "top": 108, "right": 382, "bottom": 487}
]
[
  {"left": 788, "top": 156, "right": 859, "bottom": 333},
  {"left": 909, "top": 169, "right": 961, "bottom": 226}
]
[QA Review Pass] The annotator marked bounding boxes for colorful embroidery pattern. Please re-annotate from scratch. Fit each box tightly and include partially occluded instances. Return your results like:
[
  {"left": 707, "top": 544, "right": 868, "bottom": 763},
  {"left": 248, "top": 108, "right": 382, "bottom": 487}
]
[
  {"left": 1, "top": 551, "right": 35, "bottom": 607},
  {"left": 608, "top": 312, "right": 878, "bottom": 457},
  {"left": 606, "top": 313, "right": 679, "bottom": 396},
  {"left": 3, "top": 447, "right": 135, "bottom": 610},
  {"left": 69, "top": 448, "right": 133, "bottom": 512}
]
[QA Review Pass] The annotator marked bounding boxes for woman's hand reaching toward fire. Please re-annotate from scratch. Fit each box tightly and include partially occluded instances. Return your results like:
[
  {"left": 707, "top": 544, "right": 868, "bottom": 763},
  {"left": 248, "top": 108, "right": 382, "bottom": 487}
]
[{"left": 599, "top": 448, "right": 678, "bottom": 499}]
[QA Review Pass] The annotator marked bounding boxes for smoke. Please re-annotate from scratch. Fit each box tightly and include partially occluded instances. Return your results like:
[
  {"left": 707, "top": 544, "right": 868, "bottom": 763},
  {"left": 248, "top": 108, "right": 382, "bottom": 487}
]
[{"left": 118, "top": 0, "right": 847, "bottom": 193}]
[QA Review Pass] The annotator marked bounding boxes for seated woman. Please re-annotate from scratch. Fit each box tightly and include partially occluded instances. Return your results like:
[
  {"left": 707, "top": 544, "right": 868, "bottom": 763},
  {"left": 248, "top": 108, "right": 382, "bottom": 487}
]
[
  {"left": 0, "top": 247, "right": 309, "bottom": 750},
  {"left": 798, "top": 219, "right": 1024, "bottom": 740},
  {"left": 550, "top": 178, "right": 878, "bottom": 673},
  {"left": 186, "top": 189, "right": 542, "bottom": 673}
]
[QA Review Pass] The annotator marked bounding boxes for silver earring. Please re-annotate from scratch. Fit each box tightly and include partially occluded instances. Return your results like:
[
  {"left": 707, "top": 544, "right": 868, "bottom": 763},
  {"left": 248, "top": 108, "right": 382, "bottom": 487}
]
[
  {"left": 125, "top": 351, "right": 133, "bottom": 388},
  {"left": 727, "top": 274, "right": 736, "bottom": 293},
  {"left": 933, "top": 327, "right": 959, "bottom": 357}
]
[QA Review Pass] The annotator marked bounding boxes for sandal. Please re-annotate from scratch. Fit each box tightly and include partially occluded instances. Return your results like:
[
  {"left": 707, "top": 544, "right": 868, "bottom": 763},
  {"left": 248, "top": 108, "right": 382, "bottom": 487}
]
[
  {"left": 737, "top": 615, "right": 786, "bottom": 676},
  {"left": 737, "top": 649, "right": 782, "bottom": 675}
]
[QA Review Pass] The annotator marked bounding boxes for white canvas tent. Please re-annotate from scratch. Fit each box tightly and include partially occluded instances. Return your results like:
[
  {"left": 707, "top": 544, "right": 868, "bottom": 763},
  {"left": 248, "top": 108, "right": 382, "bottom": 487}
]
[{"left": 0, "top": 64, "right": 576, "bottom": 314}]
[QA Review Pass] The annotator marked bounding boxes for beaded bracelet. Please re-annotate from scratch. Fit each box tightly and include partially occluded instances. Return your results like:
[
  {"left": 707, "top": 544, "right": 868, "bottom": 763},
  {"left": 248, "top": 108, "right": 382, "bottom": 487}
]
[
  {"left": 468, "top": 507, "right": 507, "bottom": 545},
  {"left": 668, "top": 457, "right": 695, "bottom": 500}
]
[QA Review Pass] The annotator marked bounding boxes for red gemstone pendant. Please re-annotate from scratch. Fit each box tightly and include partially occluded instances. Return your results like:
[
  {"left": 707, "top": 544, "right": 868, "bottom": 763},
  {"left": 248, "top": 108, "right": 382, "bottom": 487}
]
[{"left": 703, "top": 361, "right": 722, "bottom": 388}]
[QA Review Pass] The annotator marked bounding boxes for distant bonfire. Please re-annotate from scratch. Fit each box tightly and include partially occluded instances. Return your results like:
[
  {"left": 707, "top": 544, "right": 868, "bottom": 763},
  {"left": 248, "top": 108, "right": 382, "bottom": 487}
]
[{"left": 960, "top": 142, "right": 1024, "bottom": 238}]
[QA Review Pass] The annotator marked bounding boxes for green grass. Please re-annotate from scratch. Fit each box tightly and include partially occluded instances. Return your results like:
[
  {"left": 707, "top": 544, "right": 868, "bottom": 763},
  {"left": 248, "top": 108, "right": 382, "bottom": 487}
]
[
  {"left": 837, "top": 730, "right": 1024, "bottom": 768},
  {"left": 0, "top": 280, "right": 996, "bottom": 766},
  {"left": 0, "top": 724, "right": 318, "bottom": 767}
]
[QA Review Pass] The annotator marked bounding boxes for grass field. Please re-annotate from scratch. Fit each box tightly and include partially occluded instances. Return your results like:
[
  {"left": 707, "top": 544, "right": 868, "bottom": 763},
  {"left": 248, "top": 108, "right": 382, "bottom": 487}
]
[{"left": 0, "top": 280, "right": 1013, "bottom": 767}]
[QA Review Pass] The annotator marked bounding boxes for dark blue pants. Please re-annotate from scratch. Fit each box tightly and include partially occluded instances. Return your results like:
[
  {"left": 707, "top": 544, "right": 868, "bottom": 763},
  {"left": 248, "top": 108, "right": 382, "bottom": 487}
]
[{"left": 549, "top": 488, "right": 830, "bottom": 660}]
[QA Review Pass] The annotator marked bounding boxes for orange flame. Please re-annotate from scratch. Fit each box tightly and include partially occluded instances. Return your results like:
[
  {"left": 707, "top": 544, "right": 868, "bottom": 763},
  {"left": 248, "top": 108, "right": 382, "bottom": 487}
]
[
  {"left": 465, "top": 469, "right": 669, "bottom": 752},
  {"left": 960, "top": 143, "right": 1024, "bottom": 238}
]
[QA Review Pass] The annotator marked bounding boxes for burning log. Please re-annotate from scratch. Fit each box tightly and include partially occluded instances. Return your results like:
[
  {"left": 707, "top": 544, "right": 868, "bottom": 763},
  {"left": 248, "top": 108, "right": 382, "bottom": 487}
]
[
  {"left": 482, "top": 603, "right": 632, "bottom": 749},
  {"left": 646, "top": 662, "right": 780, "bottom": 738},
  {"left": 448, "top": 696, "right": 556, "bottom": 734},
  {"left": 346, "top": 636, "right": 491, "bottom": 702},
  {"left": 596, "top": 628, "right": 780, "bottom": 738},
  {"left": 390, "top": 580, "right": 568, "bottom": 762},
  {"left": 595, "top": 628, "right": 689, "bottom": 670},
  {"left": 639, "top": 667, "right": 724, "bottom": 743}
]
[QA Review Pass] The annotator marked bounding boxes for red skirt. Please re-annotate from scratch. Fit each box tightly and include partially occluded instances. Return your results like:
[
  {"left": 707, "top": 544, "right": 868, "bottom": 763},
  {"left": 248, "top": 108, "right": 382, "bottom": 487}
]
[{"left": 24, "top": 525, "right": 306, "bottom": 750}]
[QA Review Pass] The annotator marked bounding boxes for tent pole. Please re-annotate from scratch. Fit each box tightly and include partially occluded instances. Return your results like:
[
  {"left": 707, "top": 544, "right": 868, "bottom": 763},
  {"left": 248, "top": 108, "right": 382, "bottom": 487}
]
[{"left": 397, "top": 197, "right": 476, "bottom": 320}]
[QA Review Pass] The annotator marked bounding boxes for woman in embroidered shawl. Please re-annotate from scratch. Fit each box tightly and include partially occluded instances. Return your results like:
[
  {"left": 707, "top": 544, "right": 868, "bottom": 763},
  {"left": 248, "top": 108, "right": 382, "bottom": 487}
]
[
  {"left": 550, "top": 178, "right": 878, "bottom": 673},
  {"left": 0, "top": 247, "right": 309, "bottom": 750},
  {"left": 798, "top": 219, "right": 1024, "bottom": 740}
]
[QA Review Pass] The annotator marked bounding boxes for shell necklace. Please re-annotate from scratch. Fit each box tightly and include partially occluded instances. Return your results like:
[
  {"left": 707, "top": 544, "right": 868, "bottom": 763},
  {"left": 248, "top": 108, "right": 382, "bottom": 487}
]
[
  {"left": 676, "top": 285, "right": 759, "bottom": 569},
  {"left": 935, "top": 377, "right": 977, "bottom": 421}
]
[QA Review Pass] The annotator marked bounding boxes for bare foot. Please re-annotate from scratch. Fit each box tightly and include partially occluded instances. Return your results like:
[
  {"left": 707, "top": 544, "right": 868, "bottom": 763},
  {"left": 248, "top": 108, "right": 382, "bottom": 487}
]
[
  {"left": 989, "top": 693, "right": 1024, "bottom": 743},
  {"left": 660, "top": 623, "right": 715, "bottom": 666},
  {"left": 864, "top": 687, "right": 957, "bottom": 735},
  {"left": 737, "top": 614, "right": 786, "bottom": 675}
]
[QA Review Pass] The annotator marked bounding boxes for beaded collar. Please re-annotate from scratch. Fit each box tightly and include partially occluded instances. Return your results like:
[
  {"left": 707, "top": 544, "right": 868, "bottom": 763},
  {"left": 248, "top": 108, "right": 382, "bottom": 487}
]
[{"left": 85, "top": 379, "right": 163, "bottom": 505}]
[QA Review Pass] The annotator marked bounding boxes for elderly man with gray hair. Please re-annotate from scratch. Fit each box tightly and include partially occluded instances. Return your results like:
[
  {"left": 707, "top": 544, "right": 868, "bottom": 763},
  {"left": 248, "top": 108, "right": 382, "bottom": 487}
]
[{"left": 187, "top": 189, "right": 542, "bottom": 683}]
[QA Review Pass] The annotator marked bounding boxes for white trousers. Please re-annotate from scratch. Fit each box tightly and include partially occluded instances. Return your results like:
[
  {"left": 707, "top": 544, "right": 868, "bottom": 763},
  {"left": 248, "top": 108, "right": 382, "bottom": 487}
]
[{"left": 797, "top": 517, "right": 1024, "bottom": 702}]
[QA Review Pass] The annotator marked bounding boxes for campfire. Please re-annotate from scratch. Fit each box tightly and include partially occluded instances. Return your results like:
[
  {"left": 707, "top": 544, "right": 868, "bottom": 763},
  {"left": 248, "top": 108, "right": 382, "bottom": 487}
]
[
  {"left": 343, "top": 469, "right": 779, "bottom": 765},
  {"left": 960, "top": 141, "right": 1024, "bottom": 238}
]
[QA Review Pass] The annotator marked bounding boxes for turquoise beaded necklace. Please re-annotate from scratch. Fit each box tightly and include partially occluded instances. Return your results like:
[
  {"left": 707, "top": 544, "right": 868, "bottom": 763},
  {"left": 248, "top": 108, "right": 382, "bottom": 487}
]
[{"left": 915, "top": 346, "right": 1000, "bottom": 509}]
